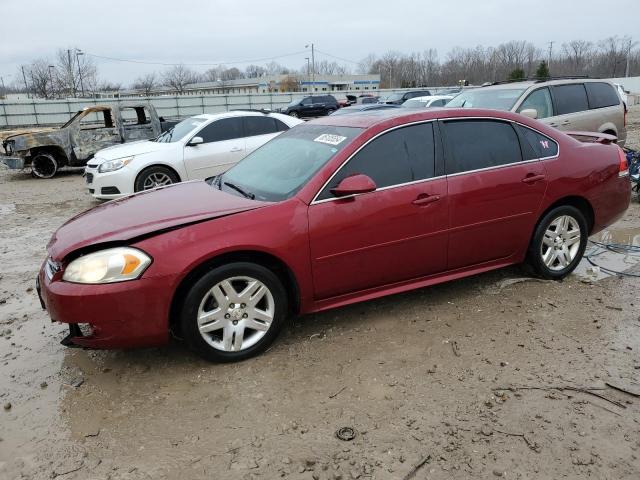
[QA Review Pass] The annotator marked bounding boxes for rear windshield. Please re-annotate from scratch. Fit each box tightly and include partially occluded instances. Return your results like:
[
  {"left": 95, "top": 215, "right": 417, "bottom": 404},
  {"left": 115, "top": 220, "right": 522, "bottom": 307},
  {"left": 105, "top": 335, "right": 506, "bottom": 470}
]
[
  {"left": 446, "top": 88, "right": 527, "bottom": 110},
  {"left": 218, "top": 124, "right": 362, "bottom": 202}
]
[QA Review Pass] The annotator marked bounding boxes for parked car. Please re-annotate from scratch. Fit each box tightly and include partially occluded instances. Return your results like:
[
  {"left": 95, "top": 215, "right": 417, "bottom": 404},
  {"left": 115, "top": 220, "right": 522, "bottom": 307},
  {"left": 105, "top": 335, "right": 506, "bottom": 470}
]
[
  {"left": 402, "top": 95, "right": 454, "bottom": 108},
  {"left": 357, "top": 96, "right": 380, "bottom": 104},
  {"left": 384, "top": 90, "right": 433, "bottom": 105},
  {"left": 446, "top": 79, "right": 627, "bottom": 145},
  {"left": 330, "top": 104, "right": 400, "bottom": 115},
  {"left": 84, "top": 110, "right": 302, "bottom": 200},
  {"left": 1, "top": 104, "right": 175, "bottom": 178},
  {"left": 37, "top": 108, "right": 630, "bottom": 362},
  {"left": 280, "top": 95, "right": 339, "bottom": 118},
  {"left": 437, "top": 88, "right": 463, "bottom": 95}
]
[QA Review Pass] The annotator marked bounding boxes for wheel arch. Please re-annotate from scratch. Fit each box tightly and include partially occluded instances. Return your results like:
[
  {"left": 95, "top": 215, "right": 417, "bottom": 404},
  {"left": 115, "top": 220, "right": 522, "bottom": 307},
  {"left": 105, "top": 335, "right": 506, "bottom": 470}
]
[
  {"left": 168, "top": 250, "right": 301, "bottom": 335},
  {"left": 134, "top": 163, "right": 183, "bottom": 186},
  {"left": 29, "top": 145, "right": 69, "bottom": 166},
  {"left": 538, "top": 195, "right": 595, "bottom": 234}
]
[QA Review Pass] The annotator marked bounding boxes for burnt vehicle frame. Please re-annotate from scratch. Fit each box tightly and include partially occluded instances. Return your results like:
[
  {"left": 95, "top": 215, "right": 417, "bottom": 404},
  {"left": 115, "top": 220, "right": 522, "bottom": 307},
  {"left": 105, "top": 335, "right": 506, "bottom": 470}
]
[{"left": 1, "top": 104, "right": 171, "bottom": 178}]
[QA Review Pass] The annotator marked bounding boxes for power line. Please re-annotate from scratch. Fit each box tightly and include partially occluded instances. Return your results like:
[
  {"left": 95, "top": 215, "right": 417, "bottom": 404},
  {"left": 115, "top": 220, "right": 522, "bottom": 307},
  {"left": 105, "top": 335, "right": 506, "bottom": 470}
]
[
  {"left": 83, "top": 50, "right": 309, "bottom": 67},
  {"left": 315, "top": 49, "right": 362, "bottom": 65}
]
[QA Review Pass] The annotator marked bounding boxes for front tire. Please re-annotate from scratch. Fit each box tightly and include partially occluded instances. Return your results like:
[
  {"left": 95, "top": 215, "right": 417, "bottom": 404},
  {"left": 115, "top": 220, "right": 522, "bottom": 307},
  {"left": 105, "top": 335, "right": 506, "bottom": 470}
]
[
  {"left": 180, "top": 262, "right": 288, "bottom": 362},
  {"left": 289, "top": 111, "right": 299, "bottom": 118},
  {"left": 526, "top": 205, "right": 588, "bottom": 280},
  {"left": 134, "top": 166, "right": 179, "bottom": 192},
  {"left": 31, "top": 152, "right": 58, "bottom": 179}
]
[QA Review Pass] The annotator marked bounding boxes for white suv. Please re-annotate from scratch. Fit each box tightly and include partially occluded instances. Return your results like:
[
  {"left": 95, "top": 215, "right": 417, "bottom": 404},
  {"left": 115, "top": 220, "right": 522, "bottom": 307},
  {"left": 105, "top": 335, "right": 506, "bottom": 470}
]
[{"left": 84, "top": 110, "right": 302, "bottom": 200}]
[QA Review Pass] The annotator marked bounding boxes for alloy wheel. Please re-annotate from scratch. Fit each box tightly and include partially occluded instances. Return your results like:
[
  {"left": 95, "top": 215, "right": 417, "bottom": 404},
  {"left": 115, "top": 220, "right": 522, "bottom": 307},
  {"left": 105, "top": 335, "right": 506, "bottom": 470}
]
[
  {"left": 142, "top": 172, "right": 173, "bottom": 190},
  {"left": 540, "top": 215, "right": 581, "bottom": 271},
  {"left": 196, "top": 276, "right": 275, "bottom": 352}
]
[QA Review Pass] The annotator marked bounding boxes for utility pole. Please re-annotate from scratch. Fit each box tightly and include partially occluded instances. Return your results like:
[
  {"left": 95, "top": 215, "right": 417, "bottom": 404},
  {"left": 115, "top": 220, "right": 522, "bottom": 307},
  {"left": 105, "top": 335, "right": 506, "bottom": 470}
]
[
  {"left": 0, "top": 76, "right": 5, "bottom": 98},
  {"left": 548, "top": 41, "right": 554, "bottom": 74},
  {"left": 21, "top": 66, "right": 30, "bottom": 98},
  {"left": 305, "top": 57, "right": 310, "bottom": 92},
  {"left": 76, "top": 49, "right": 85, "bottom": 97},
  {"left": 625, "top": 40, "right": 637, "bottom": 78}
]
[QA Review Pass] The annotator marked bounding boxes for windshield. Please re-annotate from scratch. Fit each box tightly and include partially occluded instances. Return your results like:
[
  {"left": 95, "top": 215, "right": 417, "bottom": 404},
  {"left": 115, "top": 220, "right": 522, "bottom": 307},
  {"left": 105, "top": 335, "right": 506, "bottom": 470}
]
[
  {"left": 153, "top": 117, "right": 206, "bottom": 143},
  {"left": 217, "top": 124, "right": 362, "bottom": 202},
  {"left": 386, "top": 93, "right": 404, "bottom": 101},
  {"left": 402, "top": 99, "right": 424, "bottom": 108},
  {"left": 446, "top": 88, "right": 526, "bottom": 110}
]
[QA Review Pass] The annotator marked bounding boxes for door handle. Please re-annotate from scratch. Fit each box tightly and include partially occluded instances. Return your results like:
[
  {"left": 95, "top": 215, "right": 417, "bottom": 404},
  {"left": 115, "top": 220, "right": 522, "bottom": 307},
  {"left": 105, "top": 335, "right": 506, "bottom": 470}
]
[
  {"left": 522, "top": 174, "right": 546, "bottom": 184},
  {"left": 230, "top": 147, "right": 243, "bottom": 152},
  {"left": 412, "top": 194, "right": 441, "bottom": 206},
  {"left": 560, "top": 120, "right": 571, "bottom": 125}
]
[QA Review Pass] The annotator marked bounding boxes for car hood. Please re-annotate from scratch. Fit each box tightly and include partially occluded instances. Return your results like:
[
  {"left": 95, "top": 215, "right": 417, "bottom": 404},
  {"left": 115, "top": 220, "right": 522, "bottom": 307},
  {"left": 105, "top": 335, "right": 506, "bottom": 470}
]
[
  {"left": 48, "top": 181, "right": 267, "bottom": 260},
  {"left": 93, "top": 140, "right": 177, "bottom": 162}
]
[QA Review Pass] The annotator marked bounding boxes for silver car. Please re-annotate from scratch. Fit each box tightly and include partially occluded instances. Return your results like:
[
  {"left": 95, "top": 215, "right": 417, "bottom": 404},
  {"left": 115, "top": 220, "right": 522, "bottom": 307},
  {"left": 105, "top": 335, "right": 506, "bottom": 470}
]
[{"left": 447, "top": 79, "right": 627, "bottom": 145}]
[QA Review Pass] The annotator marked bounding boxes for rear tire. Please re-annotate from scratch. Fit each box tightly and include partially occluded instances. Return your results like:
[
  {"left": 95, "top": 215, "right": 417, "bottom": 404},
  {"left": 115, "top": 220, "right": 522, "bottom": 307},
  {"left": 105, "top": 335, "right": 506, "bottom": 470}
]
[
  {"left": 526, "top": 205, "right": 588, "bottom": 280},
  {"left": 180, "top": 262, "right": 288, "bottom": 362},
  {"left": 134, "top": 165, "right": 179, "bottom": 192},
  {"left": 31, "top": 152, "right": 58, "bottom": 179}
]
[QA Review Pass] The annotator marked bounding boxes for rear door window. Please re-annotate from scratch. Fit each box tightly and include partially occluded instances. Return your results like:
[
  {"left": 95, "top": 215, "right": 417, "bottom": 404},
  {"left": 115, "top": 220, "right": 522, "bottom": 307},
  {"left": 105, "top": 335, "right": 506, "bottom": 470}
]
[
  {"left": 585, "top": 82, "right": 620, "bottom": 109},
  {"left": 244, "top": 116, "right": 279, "bottom": 136},
  {"left": 197, "top": 117, "right": 244, "bottom": 143},
  {"left": 517, "top": 87, "right": 554, "bottom": 119},
  {"left": 318, "top": 123, "right": 436, "bottom": 200},
  {"left": 552, "top": 84, "right": 589, "bottom": 115},
  {"left": 442, "top": 120, "right": 522, "bottom": 174}
]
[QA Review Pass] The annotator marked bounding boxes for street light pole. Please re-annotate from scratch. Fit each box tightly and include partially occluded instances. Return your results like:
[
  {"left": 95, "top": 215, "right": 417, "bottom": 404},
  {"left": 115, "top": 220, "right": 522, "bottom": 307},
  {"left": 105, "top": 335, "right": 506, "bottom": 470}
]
[
  {"left": 48, "top": 65, "right": 55, "bottom": 99},
  {"left": 305, "top": 43, "right": 315, "bottom": 95},
  {"left": 76, "top": 49, "right": 85, "bottom": 97}
]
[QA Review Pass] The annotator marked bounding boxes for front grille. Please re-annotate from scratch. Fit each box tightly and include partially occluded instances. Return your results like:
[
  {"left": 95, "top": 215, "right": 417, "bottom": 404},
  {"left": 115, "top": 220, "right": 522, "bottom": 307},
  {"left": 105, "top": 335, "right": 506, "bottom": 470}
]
[
  {"left": 85, "top": 172, "right": 94, "bottom": 184},
  {"left": 101, "top": 186, "right": 121, "bottom": 195},
  {"left": 45, "top": 257, "right": 61, "bottom": 280}
]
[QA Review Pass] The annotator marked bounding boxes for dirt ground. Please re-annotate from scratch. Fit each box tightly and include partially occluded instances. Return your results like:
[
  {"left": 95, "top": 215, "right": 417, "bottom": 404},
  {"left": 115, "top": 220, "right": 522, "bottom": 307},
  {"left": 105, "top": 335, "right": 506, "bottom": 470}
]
[{"left": 1, "top": 109, "right": 640, "bottom": 480}]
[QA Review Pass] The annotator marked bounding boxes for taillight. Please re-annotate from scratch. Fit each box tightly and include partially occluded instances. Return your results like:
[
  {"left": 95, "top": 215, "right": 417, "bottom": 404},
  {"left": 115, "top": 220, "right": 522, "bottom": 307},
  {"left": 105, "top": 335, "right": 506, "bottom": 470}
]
[{"left": 618, "top": 146, "right": 629, "bottom": 177}]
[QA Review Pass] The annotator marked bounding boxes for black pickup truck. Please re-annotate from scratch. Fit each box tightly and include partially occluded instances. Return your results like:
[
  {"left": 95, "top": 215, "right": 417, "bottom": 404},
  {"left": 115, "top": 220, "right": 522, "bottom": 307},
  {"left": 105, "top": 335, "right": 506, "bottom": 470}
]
[{"left": 1, "top": 103, "right": 177, "bottom": 178}]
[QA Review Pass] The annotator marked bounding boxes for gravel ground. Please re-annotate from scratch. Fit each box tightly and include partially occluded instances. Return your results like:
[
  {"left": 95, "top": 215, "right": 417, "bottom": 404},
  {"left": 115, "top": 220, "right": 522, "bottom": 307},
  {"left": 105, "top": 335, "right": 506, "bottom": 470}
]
[{"left": 1, "top": 108, "right": 639, "bottom": 480}]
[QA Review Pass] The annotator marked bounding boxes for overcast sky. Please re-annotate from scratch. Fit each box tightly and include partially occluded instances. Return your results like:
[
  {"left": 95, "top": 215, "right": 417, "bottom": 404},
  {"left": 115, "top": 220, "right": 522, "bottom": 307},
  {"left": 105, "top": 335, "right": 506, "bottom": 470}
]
[{"left": 1, "top": 0, "right": 637, "bottom": 87}]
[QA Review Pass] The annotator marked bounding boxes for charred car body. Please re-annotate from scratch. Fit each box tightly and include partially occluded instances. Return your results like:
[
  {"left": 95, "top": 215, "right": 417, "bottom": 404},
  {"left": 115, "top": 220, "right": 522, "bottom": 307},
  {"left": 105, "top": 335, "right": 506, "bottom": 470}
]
[{"left": 1, "top": 104, "right": 175, "bottom": 178}]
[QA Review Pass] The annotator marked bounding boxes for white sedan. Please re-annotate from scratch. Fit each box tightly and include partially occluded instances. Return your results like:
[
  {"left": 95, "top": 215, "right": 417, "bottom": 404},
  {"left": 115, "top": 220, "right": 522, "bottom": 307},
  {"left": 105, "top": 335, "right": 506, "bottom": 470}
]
[
  {"left": 401, "top": 95, "right": 454, "bottom": 108},
  {"left": 84, "top": 110, "right": 302, "bottom": 200}
]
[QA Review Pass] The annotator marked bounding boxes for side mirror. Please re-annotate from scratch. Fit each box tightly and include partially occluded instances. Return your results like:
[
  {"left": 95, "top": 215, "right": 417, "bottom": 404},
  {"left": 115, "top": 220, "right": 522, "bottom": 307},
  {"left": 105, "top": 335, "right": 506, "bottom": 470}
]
[
  {"left": 331, "top": 174, "right": 377, "bottom": 198},
  {"left": 520, "top": 108, "right": 538, "bottom": 119},
  {"left": 188, "top": 136, "right": 203, "bottom": 146}
]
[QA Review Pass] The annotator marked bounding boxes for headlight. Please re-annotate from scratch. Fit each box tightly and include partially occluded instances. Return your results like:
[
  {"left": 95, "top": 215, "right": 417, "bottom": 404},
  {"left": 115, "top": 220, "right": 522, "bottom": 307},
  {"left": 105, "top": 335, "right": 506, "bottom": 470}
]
[
  {"left": 98, "top": 156, "right": 134, "bottom": 173},
  {"left": 62, "top": 247, "right": 151, "bottom": 284}
]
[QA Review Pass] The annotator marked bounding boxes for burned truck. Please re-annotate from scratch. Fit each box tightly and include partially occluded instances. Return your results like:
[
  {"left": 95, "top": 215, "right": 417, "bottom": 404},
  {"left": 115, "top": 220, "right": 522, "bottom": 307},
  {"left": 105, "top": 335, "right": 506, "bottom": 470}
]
[{"left": 1, "top": 104, "right": 175, "bottom": 178}]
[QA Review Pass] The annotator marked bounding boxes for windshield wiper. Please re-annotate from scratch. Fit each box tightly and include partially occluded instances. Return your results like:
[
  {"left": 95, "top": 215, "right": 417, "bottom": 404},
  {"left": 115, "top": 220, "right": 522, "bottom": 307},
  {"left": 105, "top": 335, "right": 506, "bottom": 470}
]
[{"left": 223, "top": 181, "right": 255, "bottom": 199}]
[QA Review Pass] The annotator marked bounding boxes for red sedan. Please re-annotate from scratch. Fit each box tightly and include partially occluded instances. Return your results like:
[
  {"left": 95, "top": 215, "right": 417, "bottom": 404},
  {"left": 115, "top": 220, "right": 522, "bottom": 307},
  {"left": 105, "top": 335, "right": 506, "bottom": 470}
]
[{"left": 37, "top": 108, "right": 631, "bottom": 362}]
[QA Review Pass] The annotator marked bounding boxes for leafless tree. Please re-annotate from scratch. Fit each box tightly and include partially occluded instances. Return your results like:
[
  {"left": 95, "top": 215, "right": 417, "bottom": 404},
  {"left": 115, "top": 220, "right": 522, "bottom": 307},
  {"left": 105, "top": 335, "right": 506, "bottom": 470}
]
[
  {"left": 53, "top": 48, "right": 97, "bottom": 97},
  {"left": 245, "top": 64, "right": 266, "bottom": 78},
  {"left": 162, "top": 64, "right": 200, "bottom": 94},
  {"left": 133, "top": 73, "right": 158, "bottom": 96},
  {"left": 561, "top": 40, "right": 593, "bottom": 74},
  {"left": 220, "top": 67, "right": 242, "bottom": 81},
  {"left": 20, "top": 60, "right": 56, "bottom": 99}
]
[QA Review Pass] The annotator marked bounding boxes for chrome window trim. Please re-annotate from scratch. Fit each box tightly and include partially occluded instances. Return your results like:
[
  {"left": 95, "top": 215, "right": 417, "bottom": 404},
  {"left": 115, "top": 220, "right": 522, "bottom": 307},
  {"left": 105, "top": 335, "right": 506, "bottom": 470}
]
[{"left": 310, "top": 116, "right": 559, "bottom": 205}]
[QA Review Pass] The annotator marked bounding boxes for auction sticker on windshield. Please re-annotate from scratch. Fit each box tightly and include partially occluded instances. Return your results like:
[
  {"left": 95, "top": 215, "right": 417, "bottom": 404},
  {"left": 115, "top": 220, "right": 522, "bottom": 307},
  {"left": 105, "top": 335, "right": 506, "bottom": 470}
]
[{"left": 314, "top": 134, "right": 347, "bottom": 146}]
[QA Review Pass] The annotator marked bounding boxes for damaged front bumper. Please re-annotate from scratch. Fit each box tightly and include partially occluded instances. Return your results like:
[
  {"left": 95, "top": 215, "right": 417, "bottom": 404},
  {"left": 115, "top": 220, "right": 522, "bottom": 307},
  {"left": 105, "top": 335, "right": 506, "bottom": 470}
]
[{"left": 1, "top": 156, "right": 26, "bottom": 170}]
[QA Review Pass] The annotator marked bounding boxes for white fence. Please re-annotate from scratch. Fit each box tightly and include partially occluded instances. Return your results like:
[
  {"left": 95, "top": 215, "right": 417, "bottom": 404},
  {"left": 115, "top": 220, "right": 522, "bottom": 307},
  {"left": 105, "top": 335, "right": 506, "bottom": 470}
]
[{"left": 0, "top": 88, "right": 432, "bottom": 128}]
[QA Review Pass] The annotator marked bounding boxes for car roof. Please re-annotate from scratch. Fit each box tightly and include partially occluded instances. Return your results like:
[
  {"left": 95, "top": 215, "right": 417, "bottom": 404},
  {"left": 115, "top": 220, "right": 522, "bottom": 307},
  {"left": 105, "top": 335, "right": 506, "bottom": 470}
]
[
  {"left": 476, "top": 78, "right": 615, "bottom": 91},
  {"left": 191, "top": 110, "right": 285, "bottom": 121},
  {"left": 409, "top": 95, "right": 454, "bottom": 102},
  {"left": 309, "top": 107, "right": 530, "bottom": 129}
]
